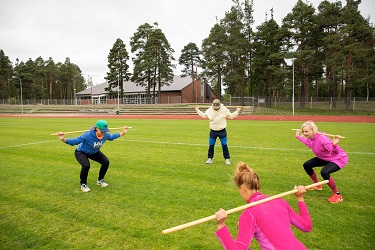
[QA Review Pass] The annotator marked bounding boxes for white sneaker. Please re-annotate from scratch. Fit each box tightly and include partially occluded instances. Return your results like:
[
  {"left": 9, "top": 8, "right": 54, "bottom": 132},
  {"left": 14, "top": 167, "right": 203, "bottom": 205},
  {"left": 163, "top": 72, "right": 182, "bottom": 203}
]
[
  {"left": 81, "top": 184, "right": 91, "bottom": 192},
  {"left": 97, "top": 179, "right": 109, "bottom": 187},
  {"left": 206, "top": 158, "right": 213, "bottom": 164},
  {"left": 225, "top": 159, "right": 230, "bottom": 165}
]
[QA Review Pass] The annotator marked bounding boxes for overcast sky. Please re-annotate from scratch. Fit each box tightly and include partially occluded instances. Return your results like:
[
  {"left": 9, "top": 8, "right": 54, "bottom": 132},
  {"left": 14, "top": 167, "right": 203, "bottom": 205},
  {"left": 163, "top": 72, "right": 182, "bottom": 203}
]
[{"left": 1, "top": 0, "right": 374, "bottom": 85}]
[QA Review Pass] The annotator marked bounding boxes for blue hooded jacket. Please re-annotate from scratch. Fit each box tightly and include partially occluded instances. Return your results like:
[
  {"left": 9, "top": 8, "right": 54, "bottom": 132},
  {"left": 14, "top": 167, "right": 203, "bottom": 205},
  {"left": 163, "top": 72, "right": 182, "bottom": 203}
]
[{"left": 65, "top": 127, "right": 120, "bottom": 155}]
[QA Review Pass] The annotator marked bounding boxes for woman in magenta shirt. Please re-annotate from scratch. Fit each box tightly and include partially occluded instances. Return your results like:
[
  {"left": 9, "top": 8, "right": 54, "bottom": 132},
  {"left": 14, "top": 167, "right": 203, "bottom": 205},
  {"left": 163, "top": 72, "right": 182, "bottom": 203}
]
[
  {"left": 295, "top": 120, "right": 348, "bottom": 203},
  {"left": 215, "top": 162, "right": 312, "bottom": 250}
]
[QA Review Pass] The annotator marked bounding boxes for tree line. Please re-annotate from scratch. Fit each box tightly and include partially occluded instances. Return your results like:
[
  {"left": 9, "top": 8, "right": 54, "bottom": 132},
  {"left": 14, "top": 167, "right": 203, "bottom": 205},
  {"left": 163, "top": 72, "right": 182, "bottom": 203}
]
[
  {"left": 1, "top": 0, "right": 374, "bottom": 109},
  {"left": 0, "top": 54, "right": 86, "bottom": 101}
]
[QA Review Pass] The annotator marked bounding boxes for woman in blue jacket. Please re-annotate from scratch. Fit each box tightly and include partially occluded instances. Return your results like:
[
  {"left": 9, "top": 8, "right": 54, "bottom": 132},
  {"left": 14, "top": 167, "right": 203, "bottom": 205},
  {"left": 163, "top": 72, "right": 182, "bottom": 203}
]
[{"left": 58, "top": 120, "right": 128, "bottom": 192}]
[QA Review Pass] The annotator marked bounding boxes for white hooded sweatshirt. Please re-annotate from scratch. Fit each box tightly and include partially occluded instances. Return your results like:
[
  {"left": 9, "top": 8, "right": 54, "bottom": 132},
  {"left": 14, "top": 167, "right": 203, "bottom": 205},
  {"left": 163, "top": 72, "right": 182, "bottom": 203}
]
[{"left": 196, "top": 104, "right": 239, "bottom": 131}]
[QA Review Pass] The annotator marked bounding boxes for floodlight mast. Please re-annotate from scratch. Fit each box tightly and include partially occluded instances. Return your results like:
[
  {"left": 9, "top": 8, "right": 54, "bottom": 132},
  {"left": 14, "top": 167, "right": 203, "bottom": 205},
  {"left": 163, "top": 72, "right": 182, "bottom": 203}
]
[
  {"left": 285, "top": 58, "right": 296, "bottom": 116},
  {"left": 82, "top": 74, "right": 99, "bottom": 104},
  {"left": 117, "top": 71, "right": 120, "bottom": 112},
  {"left": 292, "top": 58, "right": 295, "bottom": 117}
]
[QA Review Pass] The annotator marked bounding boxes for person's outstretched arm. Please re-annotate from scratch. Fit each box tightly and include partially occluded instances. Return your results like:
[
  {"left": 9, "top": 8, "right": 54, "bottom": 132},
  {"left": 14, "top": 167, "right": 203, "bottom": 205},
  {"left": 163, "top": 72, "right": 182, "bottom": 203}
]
[
  {"left": 195, "top": 105, "right": 208, "bottom": 118},
  {"left": 289, "top": 185, "right": 312, "bottom": 232}
]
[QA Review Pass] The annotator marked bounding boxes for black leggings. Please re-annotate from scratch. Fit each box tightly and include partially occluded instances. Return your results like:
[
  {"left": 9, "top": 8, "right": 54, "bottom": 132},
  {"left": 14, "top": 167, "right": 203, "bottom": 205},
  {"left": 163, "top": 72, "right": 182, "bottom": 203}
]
[
  {"left": 75, "top": 149, "right": 109, "bottom": 184},
  {"left": 303, "top": 157, "right": 341, "bottom": 180}
]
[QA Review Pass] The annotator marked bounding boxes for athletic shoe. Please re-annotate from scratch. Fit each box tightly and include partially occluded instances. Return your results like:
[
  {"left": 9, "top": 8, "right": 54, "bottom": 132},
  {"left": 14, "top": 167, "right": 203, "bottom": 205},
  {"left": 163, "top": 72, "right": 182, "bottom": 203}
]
[
  {"left": 225, "top": 159, "right": 230, "bottom": 165},
  {"left": 328, "top": 193, "right": 343, "bottom": 203},
  {"left": 206, "top": 158, "right": 213, "bottom": 164},
  {"left": 308, "top": 185, "right": 323, "bottom": 191},
  {"left": 97, "top": 179, "right": 109, "bottom": 187},
  {"left": 81, "top": 184, "right": 91, "bottom": 192}
]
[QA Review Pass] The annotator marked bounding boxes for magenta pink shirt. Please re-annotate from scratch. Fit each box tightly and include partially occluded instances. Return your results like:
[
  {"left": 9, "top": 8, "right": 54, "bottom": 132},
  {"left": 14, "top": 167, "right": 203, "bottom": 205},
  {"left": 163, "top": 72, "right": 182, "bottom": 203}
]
[
  {"left": 296, "top": 133, "right": 348, "bottom": 168},
  {"left": 215, "top": 192, "right": 312, "bottom": 250}
]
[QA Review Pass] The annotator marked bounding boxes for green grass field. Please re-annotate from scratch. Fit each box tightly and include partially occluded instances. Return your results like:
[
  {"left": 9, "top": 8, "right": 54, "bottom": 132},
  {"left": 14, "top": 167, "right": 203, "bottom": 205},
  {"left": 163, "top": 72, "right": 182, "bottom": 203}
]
[{"left": 1, "top": 117, "right": 374, "bottom": 249}]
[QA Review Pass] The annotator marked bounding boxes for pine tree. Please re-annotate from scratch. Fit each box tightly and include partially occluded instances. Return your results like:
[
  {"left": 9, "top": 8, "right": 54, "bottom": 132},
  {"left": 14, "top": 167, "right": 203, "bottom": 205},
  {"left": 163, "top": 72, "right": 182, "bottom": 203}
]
[
  {"left": 14, "top": 58, "right": 33, "bottom": 99},
  {"left": 317, "top": 0, "right": 344, "bottom": 107},
  {"left": 46, "top": 57, "right": 58, "bottom": 99},
  {"left": 130, "top": 23, "right": 154, "bottom": 104},
  {"left": 178, "top": 42, "right": 201, "bottom": 102},
  {"left": 340, "top": 0, "right": 374, "bottom": 109},
  {"left": 33, "top": 56, "right": 46, "bottom": 99},
  {"left": 59, "top": 58, "right": 82, "bottom": 100},
  {"left": 201, "top": 23, "right": 227, "bottom": 99},
  {"left": 106, "top": 38, "right": 130, "bottom": 103},
  {"left": 252, "top": 18, "right": 283, "bottom": 107},
  {"left": 242, "top": 0, "right": 255, "bottom": 97},
  {"left": 130, "top": 23, "right": 174, "bottom": 104},
  {"left": 281, "top": 0, "right": 317, "bottom": 109},
  {"left": 0, "top": 50, "right": 14, "bottom": 99},
  {"left": 147, "top": 27, "right": 175, "bottom": 104},
  {"left": 221, "top": 6, "right": 249, "bottom": 99}
]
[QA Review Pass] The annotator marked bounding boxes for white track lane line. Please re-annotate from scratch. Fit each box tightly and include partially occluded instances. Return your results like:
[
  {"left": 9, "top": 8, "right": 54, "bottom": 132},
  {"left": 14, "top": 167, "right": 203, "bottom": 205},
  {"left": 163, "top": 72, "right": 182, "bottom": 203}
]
[
  {"left": 0, "top": 140, "right": 56, "bottom": 149},
  {"left": 124, "top": 139, "right": 375, "bottom": 156},
  {"left": 1, "top": 139, "right": 374, "bottom": 156}
]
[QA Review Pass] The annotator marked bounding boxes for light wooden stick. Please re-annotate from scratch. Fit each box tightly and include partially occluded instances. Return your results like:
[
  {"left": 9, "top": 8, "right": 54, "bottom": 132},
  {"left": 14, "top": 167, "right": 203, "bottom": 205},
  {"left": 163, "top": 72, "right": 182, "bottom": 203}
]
[
  {"left": 292, "top": 129, "right": 345, "bottom": 139},
  {"left": 50, "top": 127, "right": 132, "bottom": 136},
  {"left": 51, "top": 130, "right": 89, "bottom": 136},
  {"left": 317, "top": 133, "right": 346, "bottom": 139},
  {"left": 162, "top": 180, "right": 328, "bottom": 234}
]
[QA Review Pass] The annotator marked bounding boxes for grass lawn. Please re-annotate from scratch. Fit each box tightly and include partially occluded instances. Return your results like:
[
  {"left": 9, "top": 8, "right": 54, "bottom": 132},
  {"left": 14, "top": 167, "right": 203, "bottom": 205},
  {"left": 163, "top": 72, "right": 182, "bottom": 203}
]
[{"left": 0, "top": 117, "right": 374, "bottom": 249}]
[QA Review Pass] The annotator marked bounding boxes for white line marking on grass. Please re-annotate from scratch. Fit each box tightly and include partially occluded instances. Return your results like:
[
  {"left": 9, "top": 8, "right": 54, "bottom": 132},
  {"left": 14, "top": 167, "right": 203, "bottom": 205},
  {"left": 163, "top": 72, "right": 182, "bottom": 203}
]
[
  {"left": 346, "top": 151, "right": 375, "bottom": 155},
  {"left": 1, "top": 139, "right": 373, "bottom": 156},
  {"left": 0, "top": 140, "right": 57, "bottom": 149},
  {"left": 125, "top": 139, "right": 375, "bottom": 155}
]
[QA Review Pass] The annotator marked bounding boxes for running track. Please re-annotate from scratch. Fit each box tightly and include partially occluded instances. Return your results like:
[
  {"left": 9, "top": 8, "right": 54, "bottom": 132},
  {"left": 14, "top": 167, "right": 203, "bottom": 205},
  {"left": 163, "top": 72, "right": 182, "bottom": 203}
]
[{"left": 1, "top": 114, "right": 374, "bottom": 123}]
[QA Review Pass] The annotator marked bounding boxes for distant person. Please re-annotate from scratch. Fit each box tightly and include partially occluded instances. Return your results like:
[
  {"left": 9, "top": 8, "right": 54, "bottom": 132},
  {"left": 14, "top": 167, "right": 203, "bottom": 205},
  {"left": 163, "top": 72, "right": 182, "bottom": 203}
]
[
  {"left": 195, "top": 99, "right": 241, "bottom": 165},
  {"left": 58, "top": 120, "right": 128, "bottom": 192},
  {"left": 215, "top": 161, "right": 312, "bottom": 249},
  {"left": 295, "top": 120, "right": 348, "bottom": 203}
]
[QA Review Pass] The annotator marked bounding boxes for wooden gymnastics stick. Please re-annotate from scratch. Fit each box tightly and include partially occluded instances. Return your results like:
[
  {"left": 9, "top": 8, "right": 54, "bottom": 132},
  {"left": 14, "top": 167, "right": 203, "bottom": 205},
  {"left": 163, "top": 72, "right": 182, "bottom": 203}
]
[
  {"left": 317, "top": 133, "right": 346, "bottom": 139},
  {"left": 292, "top": 129, "right": 346, "bottom": 139},
  {"left": 162, "top": 180, "right": 329, "bottom": 234},
  {"left": 50, "top": 127, "right": 133, "bottom": 136}
]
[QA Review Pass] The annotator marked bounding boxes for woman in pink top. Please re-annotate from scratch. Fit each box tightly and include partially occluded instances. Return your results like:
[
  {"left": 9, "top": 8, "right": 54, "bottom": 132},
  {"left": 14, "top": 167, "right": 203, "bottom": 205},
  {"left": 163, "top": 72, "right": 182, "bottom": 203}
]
[
  {"left": 295, "top": 120, "right": 348, "bottom": 203},
  {"left": 215, "top": 162, "right": 312, "bottom": 250}
]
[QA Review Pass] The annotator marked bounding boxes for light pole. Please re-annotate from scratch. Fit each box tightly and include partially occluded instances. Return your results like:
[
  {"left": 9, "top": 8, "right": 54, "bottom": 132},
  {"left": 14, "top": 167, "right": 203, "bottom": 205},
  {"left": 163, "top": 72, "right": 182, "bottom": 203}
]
[
  {"left": 292, "top": 59, "right": 295, "bottom": 116},
  {"left": 285, "top": 58, "right": 296, "bottom": 116},
  {"left": 117, "top": 72, "right": 120, "bottom": 114},
  {"left": 13, "top": 76, "right": 23, "bottom": 114},
  {"left": 89, "top": 75, "right": 93, "bottom": 104},
  {"left": 71, "top": 75, "right": 79, "bottom": 105},
  {"left": 82, "top": 74, "right": 99, "bottom": 104}
]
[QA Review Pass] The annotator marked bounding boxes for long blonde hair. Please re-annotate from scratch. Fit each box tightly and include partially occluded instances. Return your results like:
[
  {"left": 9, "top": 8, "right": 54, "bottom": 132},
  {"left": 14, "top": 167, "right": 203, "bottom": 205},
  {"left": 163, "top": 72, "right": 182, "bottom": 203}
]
[
  {"left": 301, "top": 120, "right": 318, "bottom": 134},
  {"left": 233, "top": 161, "right": 260, "bottom": 191}
]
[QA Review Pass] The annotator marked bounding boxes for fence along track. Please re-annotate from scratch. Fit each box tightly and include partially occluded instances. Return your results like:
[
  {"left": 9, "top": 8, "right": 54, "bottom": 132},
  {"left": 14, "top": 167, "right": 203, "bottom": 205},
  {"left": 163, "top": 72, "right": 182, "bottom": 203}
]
[{"left": 0, "top": 104, "right": 254, "bottom": 115}]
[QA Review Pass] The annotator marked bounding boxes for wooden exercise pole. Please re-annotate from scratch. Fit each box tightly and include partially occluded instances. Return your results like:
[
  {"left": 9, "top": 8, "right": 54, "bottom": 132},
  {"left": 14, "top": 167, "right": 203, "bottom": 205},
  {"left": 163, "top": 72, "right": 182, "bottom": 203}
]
[
  {"left": 50, "top": 127, "right": 132, "bottom": 136},
  {"left": 292, "top": 129, "right": 345, "bottom": 139},
  {"left": 162, "top": 180, "right": 329, "bottom": 234}
]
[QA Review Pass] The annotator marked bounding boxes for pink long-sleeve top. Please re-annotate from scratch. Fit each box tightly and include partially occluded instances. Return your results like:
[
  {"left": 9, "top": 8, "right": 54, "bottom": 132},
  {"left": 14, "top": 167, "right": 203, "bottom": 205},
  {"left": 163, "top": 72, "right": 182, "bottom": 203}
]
[
  {"left": 215, "top": 192, "right": 312, "bottom": 250},
  {"left": 296, "top": 133, "right": 348, "bottom": 168}
]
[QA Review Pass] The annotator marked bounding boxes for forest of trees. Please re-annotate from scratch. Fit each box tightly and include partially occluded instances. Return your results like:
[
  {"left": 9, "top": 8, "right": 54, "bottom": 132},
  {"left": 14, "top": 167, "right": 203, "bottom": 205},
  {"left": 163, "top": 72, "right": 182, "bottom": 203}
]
[
  {"left": 1, "top": 0, "right": 374, "bottom": 109},
  {"left": 0, "top": 53, "right": 87, "bottom": 102}
]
